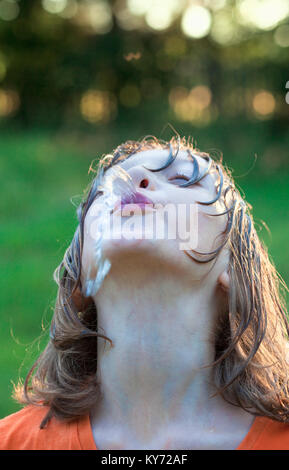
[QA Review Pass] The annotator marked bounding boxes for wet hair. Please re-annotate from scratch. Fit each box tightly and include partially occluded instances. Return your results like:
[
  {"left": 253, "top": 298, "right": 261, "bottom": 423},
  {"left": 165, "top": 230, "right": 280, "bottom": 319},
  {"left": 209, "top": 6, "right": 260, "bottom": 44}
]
[{"left": 14, "top": 135, "right": 289, "bottom": 428}]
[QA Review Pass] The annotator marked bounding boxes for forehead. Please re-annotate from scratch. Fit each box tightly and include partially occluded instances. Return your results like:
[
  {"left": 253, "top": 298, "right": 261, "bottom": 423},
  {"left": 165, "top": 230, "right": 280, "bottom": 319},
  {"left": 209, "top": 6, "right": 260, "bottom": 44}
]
[{"left": 117, "top": 149, "right": 207, "bottom": 172}]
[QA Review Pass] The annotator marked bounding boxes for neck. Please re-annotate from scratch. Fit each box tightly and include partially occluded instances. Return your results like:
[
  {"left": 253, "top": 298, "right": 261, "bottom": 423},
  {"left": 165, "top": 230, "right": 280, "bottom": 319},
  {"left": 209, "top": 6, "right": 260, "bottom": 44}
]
[{"left": 90, "top": 251, "right": 228, "bottom": 446}]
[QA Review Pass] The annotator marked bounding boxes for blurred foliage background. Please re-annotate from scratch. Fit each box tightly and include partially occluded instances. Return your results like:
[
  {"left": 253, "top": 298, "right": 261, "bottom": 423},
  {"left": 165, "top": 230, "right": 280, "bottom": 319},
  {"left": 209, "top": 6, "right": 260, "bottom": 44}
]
[{"left": 0, "top": 0, "right": 289, "bottom": 418}]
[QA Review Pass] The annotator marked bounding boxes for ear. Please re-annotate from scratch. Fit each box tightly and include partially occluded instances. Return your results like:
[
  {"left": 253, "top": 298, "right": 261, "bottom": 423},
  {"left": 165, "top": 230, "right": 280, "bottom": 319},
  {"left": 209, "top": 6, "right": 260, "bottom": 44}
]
[
  {"left": 72, "top": 286, "right": 93, "bottom": 311},
  {"left": 217, "top": 270, "right": 230, "bottom": 292}
]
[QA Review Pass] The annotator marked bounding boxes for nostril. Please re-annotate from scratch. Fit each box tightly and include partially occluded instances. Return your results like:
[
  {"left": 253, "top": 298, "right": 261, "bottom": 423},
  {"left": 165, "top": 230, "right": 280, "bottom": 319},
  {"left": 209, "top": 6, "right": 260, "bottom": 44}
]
[{"left": 139, "top": 178, "right": 149, "bottom": 189}]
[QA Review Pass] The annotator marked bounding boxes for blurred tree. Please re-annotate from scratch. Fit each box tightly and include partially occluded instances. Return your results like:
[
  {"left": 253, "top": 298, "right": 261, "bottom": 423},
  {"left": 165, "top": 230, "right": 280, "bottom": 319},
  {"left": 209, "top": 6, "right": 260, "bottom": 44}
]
[{"left": 0, "top": 0, "right": 287, "bottom": 129}]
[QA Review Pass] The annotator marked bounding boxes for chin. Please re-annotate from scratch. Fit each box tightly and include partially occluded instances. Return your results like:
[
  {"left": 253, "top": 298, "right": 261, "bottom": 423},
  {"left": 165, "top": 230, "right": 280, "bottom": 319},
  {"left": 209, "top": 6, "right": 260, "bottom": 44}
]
[{"left": 102, "top": 236, "right": 195, "bottom": 273}]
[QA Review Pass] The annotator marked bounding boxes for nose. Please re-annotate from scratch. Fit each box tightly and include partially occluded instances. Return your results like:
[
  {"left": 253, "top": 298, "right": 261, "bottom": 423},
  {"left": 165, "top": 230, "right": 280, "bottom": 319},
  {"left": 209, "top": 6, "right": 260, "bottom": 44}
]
[{"left": 127, "top": 166, "right": 159, "bottom": 192}]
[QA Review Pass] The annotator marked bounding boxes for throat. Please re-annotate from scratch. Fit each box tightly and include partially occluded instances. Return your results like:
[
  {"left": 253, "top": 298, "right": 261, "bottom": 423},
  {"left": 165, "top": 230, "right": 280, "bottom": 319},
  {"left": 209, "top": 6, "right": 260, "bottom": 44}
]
[
  {"left": 91, "top": 263, "right": 219, "bottom": 445},
  {"left": 93, "top": 330, "right": 216, "bottom": 444}
]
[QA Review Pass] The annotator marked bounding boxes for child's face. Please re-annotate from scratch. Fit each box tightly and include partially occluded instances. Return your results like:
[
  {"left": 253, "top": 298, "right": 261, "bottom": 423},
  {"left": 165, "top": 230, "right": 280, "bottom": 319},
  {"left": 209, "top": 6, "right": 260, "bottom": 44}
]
[{"left": 82, "top": 149, "right": 230, "bottom": 288}]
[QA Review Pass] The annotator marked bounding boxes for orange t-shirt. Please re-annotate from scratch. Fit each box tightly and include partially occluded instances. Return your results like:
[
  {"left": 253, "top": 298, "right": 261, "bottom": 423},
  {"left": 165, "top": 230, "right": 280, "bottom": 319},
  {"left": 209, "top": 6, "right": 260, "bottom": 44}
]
[
  {"left": 0, "top": 405, "right": 289, "bottom": 450},
  {"left": 0, "top": 406, "right": 97, "bottom": 450}
]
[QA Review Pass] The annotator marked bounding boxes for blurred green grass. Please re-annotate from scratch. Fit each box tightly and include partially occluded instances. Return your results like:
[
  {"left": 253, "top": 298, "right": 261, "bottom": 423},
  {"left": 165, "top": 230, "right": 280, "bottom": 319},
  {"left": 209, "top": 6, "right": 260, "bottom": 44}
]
[{"left": 0, "top": 124, "right": 288, "bottom": 419}]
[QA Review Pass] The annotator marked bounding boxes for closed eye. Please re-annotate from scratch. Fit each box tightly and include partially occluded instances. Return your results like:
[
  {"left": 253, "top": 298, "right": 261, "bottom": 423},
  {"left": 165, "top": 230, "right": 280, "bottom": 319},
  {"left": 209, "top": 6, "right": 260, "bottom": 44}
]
[
  {"left": 168, "top": 173, "right": 202, "bottom": 186},
  {"left": 168, "top": 173, "right": 190, "bottom": 183}
]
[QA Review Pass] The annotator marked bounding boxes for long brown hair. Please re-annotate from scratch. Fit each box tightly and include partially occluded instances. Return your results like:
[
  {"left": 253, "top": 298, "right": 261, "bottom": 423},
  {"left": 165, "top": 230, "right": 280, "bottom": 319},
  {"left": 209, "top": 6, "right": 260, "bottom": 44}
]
[{"left": 14, "top": 136, "right": 289, "bottom": 428}]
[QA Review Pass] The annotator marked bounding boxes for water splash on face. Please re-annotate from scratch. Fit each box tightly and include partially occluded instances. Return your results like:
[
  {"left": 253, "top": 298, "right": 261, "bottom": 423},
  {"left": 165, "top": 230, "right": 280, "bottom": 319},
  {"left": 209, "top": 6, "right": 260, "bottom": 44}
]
[{"left": 83, "top": 165, "right": 137, "bottom": 297}]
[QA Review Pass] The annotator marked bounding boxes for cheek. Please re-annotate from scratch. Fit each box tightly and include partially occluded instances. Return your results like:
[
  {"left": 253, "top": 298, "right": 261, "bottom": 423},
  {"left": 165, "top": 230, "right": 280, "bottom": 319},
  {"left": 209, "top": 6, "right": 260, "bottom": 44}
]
[{"left": 197, "top": 211, "right": 227, "bottom": 252}]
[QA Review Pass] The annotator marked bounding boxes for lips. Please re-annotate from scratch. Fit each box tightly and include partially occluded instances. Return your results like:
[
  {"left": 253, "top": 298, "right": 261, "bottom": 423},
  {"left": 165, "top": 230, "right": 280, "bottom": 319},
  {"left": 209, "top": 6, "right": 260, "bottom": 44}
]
[
  {"left": 120, "top": 191, "right": 154, "bottom": 208},
  {"left": 112, "top": 191, "right": 155, "bottom": 214}
]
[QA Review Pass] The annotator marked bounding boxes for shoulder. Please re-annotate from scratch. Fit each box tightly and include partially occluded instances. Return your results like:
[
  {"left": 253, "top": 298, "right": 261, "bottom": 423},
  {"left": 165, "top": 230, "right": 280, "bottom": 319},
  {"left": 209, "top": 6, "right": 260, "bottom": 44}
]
[
  {"left": 258, "top": 417, "right": 289, "bottom": 450},
  {"left": 239, "top": 416, "right": 289, "bottom": 450},
  {"left": 0, "top": 405, "right": 78, "bottom": 450}
]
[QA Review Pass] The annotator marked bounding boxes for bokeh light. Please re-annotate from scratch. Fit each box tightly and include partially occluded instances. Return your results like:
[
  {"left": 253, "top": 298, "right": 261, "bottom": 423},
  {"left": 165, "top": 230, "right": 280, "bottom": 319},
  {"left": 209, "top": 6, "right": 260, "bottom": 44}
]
[
  {"left": 252, "top": 90, "right": 276, "bottom": 117},
  {"left": 127, "top": 0, "right": 153, "bottom": 16},
  {"left": 169, "top": 85, "right": 213, "bottom": 124},
  {"left": 42, "top": 0, "right": 67, "bottom": 15},
  {"left": 73, "top": 0, "right": 113, "bottom": 34},
  {"left": 236, "top": 0, "right": 289, "bottom": 31},
  {"left": 204, "top": 0, "right": 227, "bottom": 11},
  {"left": 0, "top": 89, "right": 20, "bottom": 116},
  {"left": 210, "top": 9, "right": 239, "bottom": 44},
  {"left": 0, "top": 0, "right": 19, "bottom": 21},
  {"left": 114, "top": 0, "right": 143, "bottom": 31},
  {"left": 146, "top": 6, "right": 173, "bottom": 31},
  {"left": 80, "top": 90, "right": 117, "bottom": 123},
  {"left": 181, "top": 5, "right": 212, "bottom": 39},
  {"left": 127, "top": 0, "right": 185, "bottom": 31},
  {"left": 274, "top": 24, "right": 289, "bottom": 47}
]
